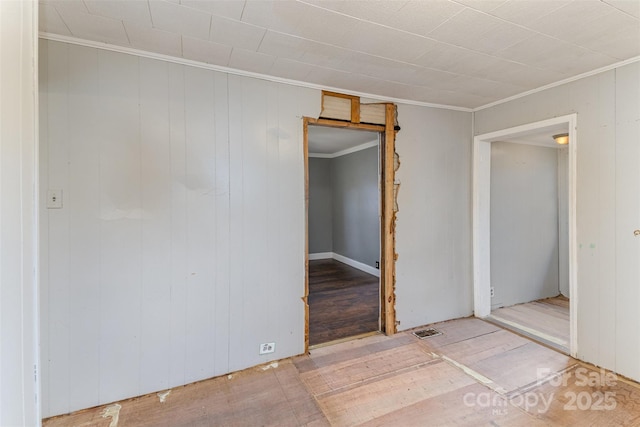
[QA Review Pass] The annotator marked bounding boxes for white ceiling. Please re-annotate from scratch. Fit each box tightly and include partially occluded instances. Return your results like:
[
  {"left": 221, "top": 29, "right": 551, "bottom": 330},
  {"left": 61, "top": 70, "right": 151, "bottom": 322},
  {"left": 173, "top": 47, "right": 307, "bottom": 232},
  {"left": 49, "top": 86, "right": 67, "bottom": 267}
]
[
  {"left": 308, "top": 125, "right": 378, "bottom": 154},
  {"left": 499, "top": 122, "right": 569, "bottom": 147},
  {"left": 40, "top": 0, "right": 640, "bottom": 109}
]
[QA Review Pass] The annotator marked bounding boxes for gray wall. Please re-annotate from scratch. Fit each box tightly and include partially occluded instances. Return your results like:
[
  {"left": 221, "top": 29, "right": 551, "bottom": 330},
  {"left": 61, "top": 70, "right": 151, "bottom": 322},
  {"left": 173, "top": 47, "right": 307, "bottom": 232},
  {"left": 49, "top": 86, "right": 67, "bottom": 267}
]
[
  {"left": 332, "top": 146, "right": 380, "bottom": 268},
  {"left": 308, "top": 146, "right": 380, "bottom": 268},
  {"left": 395, "top": 105, "right": 473, "bottom": 329},
  {"left": 475, "top": 62, "right": 640, "bottom": 382},
  {"left": 308, "top": 158, "right": 333, "bottom": 253},
  {"left": 39, "top": 40, "right": 320, "bottom": 417},
  {"left": 490, "top": 142, "right": 559, "bottom": 308}
]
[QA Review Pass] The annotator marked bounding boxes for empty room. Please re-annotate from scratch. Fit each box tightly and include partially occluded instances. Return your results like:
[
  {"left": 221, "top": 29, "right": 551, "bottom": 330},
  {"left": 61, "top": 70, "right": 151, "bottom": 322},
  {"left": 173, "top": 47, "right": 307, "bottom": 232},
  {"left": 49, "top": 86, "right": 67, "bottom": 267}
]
[{"left": 2, "top": 0, "right": 639, "bottom": 426}]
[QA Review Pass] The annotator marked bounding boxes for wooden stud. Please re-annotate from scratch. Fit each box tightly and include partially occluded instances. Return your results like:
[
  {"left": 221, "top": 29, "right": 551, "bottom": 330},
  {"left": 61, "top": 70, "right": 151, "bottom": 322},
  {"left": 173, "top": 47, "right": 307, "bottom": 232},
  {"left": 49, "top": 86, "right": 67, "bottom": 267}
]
[
  {"left": 306, "top": 117, "right": 384, "bottom": 132},
  {"left": 383, "top": 103, "right": 397, "bottom": 335},
  {"left": 303, "top": 118, "right": 310, "bottom": 353}
]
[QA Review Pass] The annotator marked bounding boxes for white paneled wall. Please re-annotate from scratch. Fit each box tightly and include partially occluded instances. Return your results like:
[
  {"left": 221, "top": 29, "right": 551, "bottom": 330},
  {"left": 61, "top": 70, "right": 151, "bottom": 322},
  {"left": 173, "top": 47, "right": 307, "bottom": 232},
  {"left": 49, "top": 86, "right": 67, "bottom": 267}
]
[
  {"left": 39, "top": 40, "right": 319, "bottom": 417},
  {"left": 394, "top": 105, "right": 473, "bottom": 329},
  {"left": 1, "top": 1, "right": 40, "bottom": 425},
  {"left": 475, "top": 62, "right": 640, "bottom": 382}
]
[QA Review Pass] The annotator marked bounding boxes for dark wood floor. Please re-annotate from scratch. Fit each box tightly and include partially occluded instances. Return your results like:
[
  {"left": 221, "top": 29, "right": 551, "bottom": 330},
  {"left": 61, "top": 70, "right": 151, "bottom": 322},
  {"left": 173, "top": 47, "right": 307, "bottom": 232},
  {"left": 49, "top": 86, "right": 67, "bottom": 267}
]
[{"left": 309, "top": 259, "right": 379, "bottom": 346}]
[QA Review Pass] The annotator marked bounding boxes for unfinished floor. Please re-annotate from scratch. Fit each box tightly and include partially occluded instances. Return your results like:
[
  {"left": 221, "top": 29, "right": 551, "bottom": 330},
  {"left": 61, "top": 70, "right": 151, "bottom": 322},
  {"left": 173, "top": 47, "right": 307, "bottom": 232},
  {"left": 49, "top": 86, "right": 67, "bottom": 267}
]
[
  {"left": 489, "top": 296, "right": 570, "bottom": 353},
  {"left": 43, "top": 317, "right": 640, "bottom": 426}
]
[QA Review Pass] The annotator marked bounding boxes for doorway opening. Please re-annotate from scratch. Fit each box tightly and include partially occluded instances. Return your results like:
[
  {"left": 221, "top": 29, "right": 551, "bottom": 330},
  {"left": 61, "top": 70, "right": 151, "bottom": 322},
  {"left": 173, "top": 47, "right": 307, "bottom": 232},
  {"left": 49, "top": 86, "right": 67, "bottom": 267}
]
[
  {"left": 303, "top": 94, "right": 398, "bottom": 351},
  {"left": 307, "top": 125, "right": 381, "bottom": 346},
  {"left": 473, "top": 114, "right": 577, "bottom": 356}
]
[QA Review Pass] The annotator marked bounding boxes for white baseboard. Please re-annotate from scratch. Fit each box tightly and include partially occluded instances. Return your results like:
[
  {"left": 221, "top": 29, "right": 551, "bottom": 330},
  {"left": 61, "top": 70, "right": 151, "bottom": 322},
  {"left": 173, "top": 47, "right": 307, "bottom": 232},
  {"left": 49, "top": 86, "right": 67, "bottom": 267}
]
[
  {"left": 309, "top": 252, "right": 333, "bottom": 260},
  {"left": 309, "top": 252, "right": 380, "bottom": 277},
  {"left": 333, "top": 253, "right": 381, "bottom": 277}
]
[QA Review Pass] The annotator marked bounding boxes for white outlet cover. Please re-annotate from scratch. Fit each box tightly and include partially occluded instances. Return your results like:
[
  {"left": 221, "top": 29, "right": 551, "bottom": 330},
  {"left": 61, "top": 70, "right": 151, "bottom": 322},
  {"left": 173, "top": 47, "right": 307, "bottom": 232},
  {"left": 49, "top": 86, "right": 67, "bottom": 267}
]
[
  {"left": 47, "top": 189, "right": 63, "bottom": 209},
  {"left": 259, "top": 342, "right": 275, "bottom": 355}
]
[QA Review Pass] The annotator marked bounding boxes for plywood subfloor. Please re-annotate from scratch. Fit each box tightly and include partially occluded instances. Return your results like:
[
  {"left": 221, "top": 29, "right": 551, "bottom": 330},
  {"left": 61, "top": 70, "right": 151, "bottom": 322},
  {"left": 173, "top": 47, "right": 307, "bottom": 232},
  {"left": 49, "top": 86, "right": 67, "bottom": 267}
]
[
  {"left": 44, "top": 317, "right": 640, "bottom": 427},
  {"left": 308, "top": 259, "right": 379, "bottom": 346},
  {"left": 490, "top": 295, "right": 570, "bottom": 352}
]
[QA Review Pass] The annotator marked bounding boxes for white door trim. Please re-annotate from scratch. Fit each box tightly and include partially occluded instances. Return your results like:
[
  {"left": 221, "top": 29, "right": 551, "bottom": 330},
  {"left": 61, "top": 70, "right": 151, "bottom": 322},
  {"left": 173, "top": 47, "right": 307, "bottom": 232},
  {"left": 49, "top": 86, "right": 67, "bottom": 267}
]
[{"left": 472, "top": 114, "right": 578, "bottom": 357}]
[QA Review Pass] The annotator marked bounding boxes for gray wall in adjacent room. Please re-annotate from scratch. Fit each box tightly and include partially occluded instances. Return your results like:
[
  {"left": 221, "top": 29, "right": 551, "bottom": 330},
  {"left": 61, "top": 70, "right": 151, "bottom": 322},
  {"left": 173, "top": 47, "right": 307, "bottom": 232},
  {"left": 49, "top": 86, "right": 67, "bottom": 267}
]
[
  {"left": 490, "top": 142, "right": 560, "bottom": 308},
  {"left": 332, "top": 146, "right": 380, "bottom": 268},
  {"left": 308, "top": 158, "right": 333, "bottom": 253}
]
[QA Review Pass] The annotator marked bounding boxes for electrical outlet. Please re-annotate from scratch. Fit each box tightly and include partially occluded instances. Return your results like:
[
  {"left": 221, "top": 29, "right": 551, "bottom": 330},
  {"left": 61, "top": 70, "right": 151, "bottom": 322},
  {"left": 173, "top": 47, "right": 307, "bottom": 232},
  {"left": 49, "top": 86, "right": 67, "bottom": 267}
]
[
  {"left": 259, "top": 342, "right": 275, "bottom": 355},
  {"left": 375, "top": 261, "right": 380, "bottom": 269},
  {"left": 490, "top": 287, "right": 495, "bottom": 298},
  {"left": 47, "top": 189, "right": 63, "bottom": 209}
]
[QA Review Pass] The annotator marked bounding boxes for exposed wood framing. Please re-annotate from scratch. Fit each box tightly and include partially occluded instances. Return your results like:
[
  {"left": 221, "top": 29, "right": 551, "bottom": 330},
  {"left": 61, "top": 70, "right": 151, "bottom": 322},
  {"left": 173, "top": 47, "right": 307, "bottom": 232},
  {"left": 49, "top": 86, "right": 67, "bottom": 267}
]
[
  {"left": 383, "top": 103, "right": 397, "bottom": 335},
  {"left": 303, "top": 119, "right": 310, "bottom": 351},
  {"left": 304, "top": 93, "right": 399, "bottom": 352}
]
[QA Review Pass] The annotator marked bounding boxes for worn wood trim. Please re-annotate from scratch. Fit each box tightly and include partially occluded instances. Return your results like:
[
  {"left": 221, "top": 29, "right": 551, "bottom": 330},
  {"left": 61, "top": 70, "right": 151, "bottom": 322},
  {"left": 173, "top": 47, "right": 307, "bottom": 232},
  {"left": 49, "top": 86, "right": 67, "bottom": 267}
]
[
  {"left": 383, "top": 103, "right": 397, "bottom": 335},
  {"left": 303, "top": 118, "right": 310, "bottom": 352},
  {"left": 306, "top": 117, "right": 385, "bottom": 132},
  {"left": 322, "top": 91, "right": 362, "bottom": 123},
  {"left": 304, "top": 101, "right": 398, "bottom": 351},
  {"left": 351, "top": 97, "right": 361, "bottom": 124}
]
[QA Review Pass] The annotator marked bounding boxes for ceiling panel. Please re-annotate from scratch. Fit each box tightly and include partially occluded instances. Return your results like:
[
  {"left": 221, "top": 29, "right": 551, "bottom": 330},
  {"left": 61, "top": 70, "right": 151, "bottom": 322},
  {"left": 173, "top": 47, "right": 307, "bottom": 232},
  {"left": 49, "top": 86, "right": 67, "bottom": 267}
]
[
  {"left": 149, "top": 0, "right": 211, "bottom": 40},
  {"left": 39, "top": 0, "right": 640, "bottom": 109},
  {"left": 57, "top": 8, "right": 129, "bottom": 45},
  {"left": 604, "top": 0, "right": 640, "bottom": 18},
  {"left": 489, "top": 0, "right": 571, "bottom": 26},
  {"left": 84, "top": 0, "right": 153, "bottom": 26},
  {"left": 182, "top": 35, "right": 232, "bottom": 65},
  {"left": 180, "top": 0, "right": 246, "bottom": 20},
  {"left": 124, "top": 22, "right": 182, "bottom": 57},
  {"left": 39, "top": 3, "right": 72, "bottom": 36},
  {"left": 209, "top": 15, "right": 266, "bottom": 51},
  {"left": 228, "top": 48, "right": 277, "bottom": 74}
]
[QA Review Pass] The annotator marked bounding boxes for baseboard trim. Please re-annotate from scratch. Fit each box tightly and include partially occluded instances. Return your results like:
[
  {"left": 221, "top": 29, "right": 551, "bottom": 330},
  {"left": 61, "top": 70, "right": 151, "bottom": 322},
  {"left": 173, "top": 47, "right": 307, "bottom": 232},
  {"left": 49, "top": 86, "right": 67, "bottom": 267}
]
[
  {"left": 309, "top": 252, "right": 380, "bottom": 277},
  {"left": 309, "top": 252, "right": 333, "bottom": 260}
]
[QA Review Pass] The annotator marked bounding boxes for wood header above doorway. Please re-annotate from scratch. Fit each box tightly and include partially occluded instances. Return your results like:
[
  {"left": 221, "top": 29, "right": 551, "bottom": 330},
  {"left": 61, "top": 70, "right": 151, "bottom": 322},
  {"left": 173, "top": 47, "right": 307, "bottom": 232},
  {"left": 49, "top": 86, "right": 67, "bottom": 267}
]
[
  {"left": 304, "top": 91, "right": 399, "bottom": 352},
  {"left": 320, "top": 91, "right": 396, "bottom": 127}
]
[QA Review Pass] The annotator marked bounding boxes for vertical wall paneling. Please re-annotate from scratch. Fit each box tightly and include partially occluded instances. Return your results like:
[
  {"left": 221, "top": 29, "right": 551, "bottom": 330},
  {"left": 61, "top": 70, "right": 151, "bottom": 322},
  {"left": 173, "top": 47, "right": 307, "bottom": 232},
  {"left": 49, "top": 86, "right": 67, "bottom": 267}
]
[
  {"left": 557, "top": 147, "right": 570, "bottom": 297},
  {"left": 474, "top": 62, "right": 640, "bottom": 382},
  {"left": 0, "top": 0, "right": 39, "bottom": 424},
  {"left": 40, "top": 39, "right": 322, "bottom": 416},
  {"left": 139, "top": 57, "right": 172, "bottom": 393},
  {"left": 614, "top": 64, "right": 640, "bottom": 381},
  {"left": 265, "top": 83, "right": 281, "bottom": 358},
  {"left": 167, "top": 63, "right": 188, "bottom": 388},
  {"left": 490, "top": 143, "right": 559, "bottom": 307},
  {"left": 39, "top": 41, "right": 320, "bottom": 416},
  {"left": 184, "top": 66, "right": 217, "bottom": 382},
  {"left": 42, "top": 40, "right": 69, "bottom": 416},
  {"left": 213, "top": 73, "right": 231, "bottom": 376},
  {"left": 98, "top": 50, "right": 143, "bottom": 403},
  {"left": 38, "top": 39, "right": 51, "bottom": 418},
  {"left": 278, "top": 85, "right": 317, "bottom": 358},
  {"left": 394, "top": 105, "right": 473, "bottom": 329}
]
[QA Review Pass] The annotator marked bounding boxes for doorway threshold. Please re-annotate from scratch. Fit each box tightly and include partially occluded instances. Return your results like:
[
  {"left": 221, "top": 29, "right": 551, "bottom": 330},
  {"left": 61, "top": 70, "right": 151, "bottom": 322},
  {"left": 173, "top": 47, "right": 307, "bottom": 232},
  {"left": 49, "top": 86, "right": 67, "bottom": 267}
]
[
  {"left": 309, "top": 331, "right": 382, "bottom": 351},
  {"left": 484, "top": 315, "right": 569, "bottom": 355}
]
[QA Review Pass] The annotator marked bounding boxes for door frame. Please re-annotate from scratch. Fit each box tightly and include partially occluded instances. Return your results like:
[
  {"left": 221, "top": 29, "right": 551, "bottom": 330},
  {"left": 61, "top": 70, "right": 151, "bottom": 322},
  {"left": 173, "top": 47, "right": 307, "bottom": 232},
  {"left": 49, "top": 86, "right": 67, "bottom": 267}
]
[
  {"left": 472, "top": 114, "right": 578, "bottom": 357},
  {"left": 303, "top": 111, "right": 397, "bottom": 352}
]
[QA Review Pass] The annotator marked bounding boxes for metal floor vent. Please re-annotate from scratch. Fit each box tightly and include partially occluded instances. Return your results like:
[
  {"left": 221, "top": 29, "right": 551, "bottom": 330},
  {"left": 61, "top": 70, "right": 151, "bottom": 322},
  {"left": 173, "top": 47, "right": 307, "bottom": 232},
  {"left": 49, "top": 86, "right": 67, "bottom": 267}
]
[{"left": 412, "top": 328, "right": 442, "bottom": 339}]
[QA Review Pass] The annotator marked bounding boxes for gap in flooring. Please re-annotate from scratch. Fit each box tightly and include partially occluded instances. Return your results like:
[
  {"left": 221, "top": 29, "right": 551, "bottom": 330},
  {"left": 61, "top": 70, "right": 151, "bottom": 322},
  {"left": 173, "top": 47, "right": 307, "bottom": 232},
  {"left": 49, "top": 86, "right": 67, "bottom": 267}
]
[
  {"left": 308, "top": 259, "right": 379, "bottom": 346},
  {"left": 489, "top": 295, "right": 570, "bottom": 354}
]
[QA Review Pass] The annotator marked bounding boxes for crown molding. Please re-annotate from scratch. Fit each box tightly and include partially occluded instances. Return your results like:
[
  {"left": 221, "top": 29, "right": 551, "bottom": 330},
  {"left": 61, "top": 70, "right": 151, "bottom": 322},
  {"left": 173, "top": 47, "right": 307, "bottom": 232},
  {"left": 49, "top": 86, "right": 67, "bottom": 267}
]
[
  {"left": 38, "top": 32, "right": 473, "bottom": 113},
  {"left": 309, "top": 140, "right": 378, "bottom": 158},
  {"left": 474, "top": 56, "right": 640, "bottom": 111}
]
